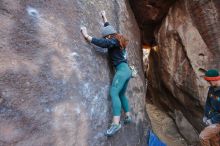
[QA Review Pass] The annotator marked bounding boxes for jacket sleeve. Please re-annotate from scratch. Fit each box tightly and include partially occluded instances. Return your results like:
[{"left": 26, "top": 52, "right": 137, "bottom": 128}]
[
  {"left": 91, "top": 38, "right": 119, "bottom": 48},
  {"left": 204, "top": 88, "right": 212, "bottom": 117},
  {"left": 211, "top": 113, "right": 220, "bottom": 124},
  {"left": 104, "top": 22, "right": 110, "bottom": 27}
]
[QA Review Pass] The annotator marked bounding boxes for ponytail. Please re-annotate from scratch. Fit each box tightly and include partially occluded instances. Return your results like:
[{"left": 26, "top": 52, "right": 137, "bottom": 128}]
[{"left": 111, "top": 34, "right": 129, "bottom": 49}]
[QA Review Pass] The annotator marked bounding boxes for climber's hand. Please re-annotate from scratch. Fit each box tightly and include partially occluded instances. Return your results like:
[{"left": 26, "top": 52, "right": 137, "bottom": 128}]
[
  {"left": 101, "top": 10, "right": 107, "bottom": 23},
  {"left": 202, "top": 116, "right": 208, "bottom": 124},
  {"left": 80, "top": 26, "right": 92, "bottom": 42},
  {"left": 80, "top": 26, "right": 88, "bottom": 38},
  {"left": 101, "top": 11, "right": 106, "bottom": 18},
  {"left": 205, "top": 119, "right": 212, "bottom": 125}
]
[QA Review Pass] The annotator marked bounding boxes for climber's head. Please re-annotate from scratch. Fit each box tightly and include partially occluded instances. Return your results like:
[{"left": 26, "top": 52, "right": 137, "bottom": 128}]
[
  {"left": 101, "top": 25, "right": 128, "bottom": 49},
  {"left": 101, "top": 25, "right": 117, "bottom": 38},
  {"left": 204, "top": 69, "right": 220, "bottom": 87}
]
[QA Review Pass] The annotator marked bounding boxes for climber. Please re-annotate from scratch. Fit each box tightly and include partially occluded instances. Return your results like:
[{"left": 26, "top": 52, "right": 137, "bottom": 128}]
[
  {"left": 80, "top": 11, "right": 132, "bottom": 136},
  {"left": 200, "top": 69, "right": 220, "bottom": 146}
]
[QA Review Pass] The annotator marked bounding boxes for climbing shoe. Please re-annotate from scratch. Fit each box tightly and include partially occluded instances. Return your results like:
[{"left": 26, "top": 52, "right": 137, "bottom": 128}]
[
  {"left": 105, "top": 123, "right": 121, "bottom": 137},
  {"left": 123, "top": 116, "right": 132, "bottom": 124}
]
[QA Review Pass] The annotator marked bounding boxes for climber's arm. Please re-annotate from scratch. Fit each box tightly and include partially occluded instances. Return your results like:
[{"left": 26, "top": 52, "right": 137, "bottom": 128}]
[
  {"left": 101, "top": 11, "right": 108, "bottom": 25},
  {"left": 204, "top": 89, "right": 212, "bottom": 117},
  {"left": 80, "top": 26, "right": 118, "bottom": 48},
  {"left": 104, "top": 22, "right": 110, "bottom": 27},
  {"left": 100, "top": 11, "right": 111, "bottom": 27},
  {"left": 211, "top": 113, "right": 220, "bottom": 124},
  {"left": 91, "top": 37, "right": 118, "bottom": 48},
  {"left": 80, "top": 26, "right": 92, "bottom": 42}
]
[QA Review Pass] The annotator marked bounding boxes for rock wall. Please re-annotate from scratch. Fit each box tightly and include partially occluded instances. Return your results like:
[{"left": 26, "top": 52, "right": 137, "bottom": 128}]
[
  {"left": 149, "top": 0, "right": 220, "bottom": 133},
  {"left": 154, "top": 1, "right": 220, "bottom": 127},
  {"left": 0, "top": 0, "right": 149, "bottom": 146},
  {"left": 129, "top": 0, "right": 220, "bottom": 145},
  {"left": 146, "top": 103, "right": 187, "bottom": 146},
  {"left": 188, "top": 0, "right": 220, "bottom": 67}
]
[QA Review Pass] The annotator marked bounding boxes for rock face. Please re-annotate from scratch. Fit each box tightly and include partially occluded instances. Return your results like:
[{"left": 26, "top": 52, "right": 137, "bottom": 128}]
[
  {"left": 0, "top": 0, "right": 149, "bottom": 145},
  {"left": 174, "top": 110, "right": 199, "bottom": 145},
  {"left": 153, "top": 1, "right": 220, "bottom": 130},
  {"left": 188, "top": 0, "right": 220, "bottom": 67},
  {"left": 148, "top": 0, "right": 219, "bottom": 138},
  {"left": 146, "top": 104, "right": 187, "bottom": 146}
]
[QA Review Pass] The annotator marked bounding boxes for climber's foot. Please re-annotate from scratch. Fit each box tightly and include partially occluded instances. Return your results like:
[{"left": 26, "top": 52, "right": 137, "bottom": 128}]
[
  {"left": 105, "top": 123, "right": 121, "bottom": 137},
  {"left": 123, "top": 115, "right": 132, "bottom": 125}
]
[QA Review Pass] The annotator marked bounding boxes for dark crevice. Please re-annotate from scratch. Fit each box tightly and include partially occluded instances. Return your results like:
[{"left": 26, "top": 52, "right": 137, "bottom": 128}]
[
  {"left": 129, "top": 0, "right": 177, "bottom": 45},
  {"left": 0, "top": 8, "right": 11, "bottom": 15},
  {"left": 198, "top": 53, "right": 205, "bottom": 57},
  {"left": 198, "top": 68, "right": 207, "bottom": 74}
]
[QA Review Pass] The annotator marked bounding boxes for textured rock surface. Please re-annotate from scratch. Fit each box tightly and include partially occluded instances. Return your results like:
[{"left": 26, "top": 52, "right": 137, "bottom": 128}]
[
  {"left": 146, "top": 103, "right": 187, "bottom": 146},
  {"left": 0, "top": 0, "right": 149, "bottom": 145},
  {"left": 148, "top": 0, "right": 220, "bottom": 136},
  {"left": 188, "top": 0, "right": 220, "bottom": 67},
  {"left": 128, "top": 0, "right": 219, "bottom": 145},
  {"left": 174, "top": 110, "right": 199, "bottom": 145}
]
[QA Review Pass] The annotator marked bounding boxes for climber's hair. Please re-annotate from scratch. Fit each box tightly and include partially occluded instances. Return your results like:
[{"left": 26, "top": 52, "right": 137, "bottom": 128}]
[{"left": 107, "top": 34, "right": 129, "bottom": 49}]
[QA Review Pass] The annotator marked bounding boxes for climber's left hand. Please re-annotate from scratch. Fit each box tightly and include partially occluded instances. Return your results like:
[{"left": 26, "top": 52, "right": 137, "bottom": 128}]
[{"left": 206, "top": 119, "right": 212, "bottom": 125}]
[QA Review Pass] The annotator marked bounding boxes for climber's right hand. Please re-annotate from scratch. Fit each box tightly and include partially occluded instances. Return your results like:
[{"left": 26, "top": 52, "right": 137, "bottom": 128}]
[
  {"left": 80, "top": 26, "right": 88, "bottom": 38},
  {"left": 80, "top": 26, "right": 92, "bottom": 42}
]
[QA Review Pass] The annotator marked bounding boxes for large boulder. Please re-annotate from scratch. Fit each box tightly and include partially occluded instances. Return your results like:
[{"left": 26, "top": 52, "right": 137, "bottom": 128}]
[
  {"left": 149, "top": 0, "right": 220, "bottom": 132},
  {"left": 0, "top": 0, "right": 149, "bottom": 145},
  {"left": 146, "top": 103, "right": 187, "bottom": 146},
  {"left": 130, "top": 0, "right": 220, "bottom": 145}
]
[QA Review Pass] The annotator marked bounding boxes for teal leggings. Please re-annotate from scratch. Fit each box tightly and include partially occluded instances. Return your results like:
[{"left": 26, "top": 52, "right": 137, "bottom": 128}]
[{"left": 110, "top": 62, "right": 132, "bottom": 116}]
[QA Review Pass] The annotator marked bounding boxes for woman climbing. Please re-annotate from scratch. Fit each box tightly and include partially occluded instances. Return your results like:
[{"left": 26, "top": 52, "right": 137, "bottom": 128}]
[{"left": 80, "top": 11, "right": 132, "bottom": 136}]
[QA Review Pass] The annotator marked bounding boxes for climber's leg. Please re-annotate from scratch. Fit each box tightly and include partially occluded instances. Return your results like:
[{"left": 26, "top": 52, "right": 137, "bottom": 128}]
[
  {"left": 118, "top": 63, "right": 132, "bottom": 124},
  {"left": 105, "top": 71, "right": 126, "bottom": 136},
  {"left": 119, "top": 79, "right": 130, "bottom": 113},
  {"left": 119, "top": 79, "right": 132, "bottom": 124},
  {"left": 110, "top": 63, "right": 131, "bottom": 118},
  {"left": 110, "top": 70, "right": 127, "bottom": 118},
  {"left": 105, "top": 63, "right": 131, "bottom": 136}
]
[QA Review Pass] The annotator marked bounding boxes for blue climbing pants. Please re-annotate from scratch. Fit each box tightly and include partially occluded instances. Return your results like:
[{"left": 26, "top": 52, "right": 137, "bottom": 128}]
[{"left": 110, "top": 62, "right": 132, "bottom": 116}]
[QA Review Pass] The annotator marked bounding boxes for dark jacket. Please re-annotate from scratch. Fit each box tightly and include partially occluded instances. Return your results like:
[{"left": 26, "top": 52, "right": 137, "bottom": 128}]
[
  {"left": 91, "top": 22, "right": 127, "bottom": 67},
  {"left": 204, "top": 86, "right": 220, "bottom": 124}
]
